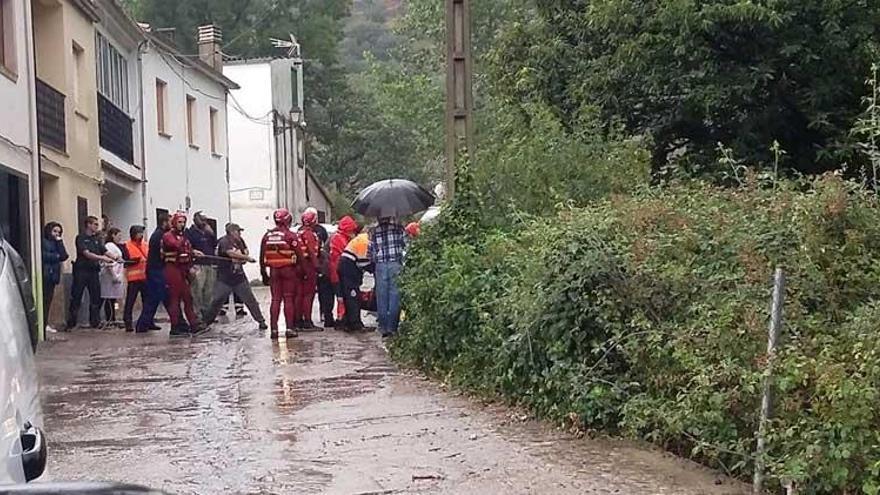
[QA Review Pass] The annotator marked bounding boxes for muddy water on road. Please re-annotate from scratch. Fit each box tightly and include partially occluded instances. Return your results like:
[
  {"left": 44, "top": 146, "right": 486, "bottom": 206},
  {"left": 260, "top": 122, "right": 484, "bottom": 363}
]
[{"left": 36, "top": 289, "right": 746, "bottom": 494}]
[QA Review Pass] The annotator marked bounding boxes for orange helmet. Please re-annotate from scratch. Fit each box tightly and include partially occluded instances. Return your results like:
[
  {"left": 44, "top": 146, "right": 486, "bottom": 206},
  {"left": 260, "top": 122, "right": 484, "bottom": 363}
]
[
  {"left": 273, "top": 208, "right": 293, "bottom": 226},
  {"left": 301, "top": 207, "right": 318, "bottom": 227}
]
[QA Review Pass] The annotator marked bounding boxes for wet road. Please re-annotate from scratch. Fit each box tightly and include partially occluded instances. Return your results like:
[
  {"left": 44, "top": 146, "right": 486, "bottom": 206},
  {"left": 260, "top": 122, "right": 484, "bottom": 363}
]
[{"left": 36, "top": 288, "right": 746, "bottom": 494}]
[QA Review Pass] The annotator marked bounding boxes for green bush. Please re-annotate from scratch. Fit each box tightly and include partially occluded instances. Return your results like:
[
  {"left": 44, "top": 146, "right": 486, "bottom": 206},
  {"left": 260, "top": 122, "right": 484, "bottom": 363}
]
[{"left": 394, "top": 174, "right": 880, "bottom": 493}]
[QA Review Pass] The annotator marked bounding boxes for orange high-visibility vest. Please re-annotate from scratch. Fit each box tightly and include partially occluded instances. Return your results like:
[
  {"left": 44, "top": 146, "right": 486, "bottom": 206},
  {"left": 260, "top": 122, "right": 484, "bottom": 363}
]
[
  {"left": 125, "top": 239, "right": 148, "bottom": 282},
  {"left": 262, "top": 229, "right": 298, "bottom": 268}
]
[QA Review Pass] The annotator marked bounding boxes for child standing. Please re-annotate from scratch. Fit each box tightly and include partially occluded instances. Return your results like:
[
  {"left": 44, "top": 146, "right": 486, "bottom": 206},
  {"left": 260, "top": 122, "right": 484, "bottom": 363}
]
[{"left": 100, "top": 228, "right": 126, "bottom": 328}]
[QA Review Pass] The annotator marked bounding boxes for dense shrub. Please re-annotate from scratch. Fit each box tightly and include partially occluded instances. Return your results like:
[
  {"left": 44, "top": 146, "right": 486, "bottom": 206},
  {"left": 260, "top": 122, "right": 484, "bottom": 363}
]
[{"left": 394, "top": 175, "right": 880, "bottom": 493}]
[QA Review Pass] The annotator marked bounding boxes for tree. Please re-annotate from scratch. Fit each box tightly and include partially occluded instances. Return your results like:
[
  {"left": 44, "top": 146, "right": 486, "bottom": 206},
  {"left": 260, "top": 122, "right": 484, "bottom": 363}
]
[{"left": 490, "top": 1, "right": 880, "bottom": 177}]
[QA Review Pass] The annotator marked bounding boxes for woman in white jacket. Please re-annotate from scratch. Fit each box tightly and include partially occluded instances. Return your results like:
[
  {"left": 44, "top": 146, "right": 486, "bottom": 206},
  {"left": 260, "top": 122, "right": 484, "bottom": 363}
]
[{"left": 100, "top": 227, "right": 125, "bottom": 327}]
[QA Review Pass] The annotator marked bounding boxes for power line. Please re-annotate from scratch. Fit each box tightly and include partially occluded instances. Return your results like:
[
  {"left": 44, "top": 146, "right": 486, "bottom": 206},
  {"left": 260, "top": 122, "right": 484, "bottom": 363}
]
[
  {"left": 155, "top": 49, "right": 227, "bottom": 102},
  {"left": 220, "top": 0, "right": 279, "bottom": 52}
]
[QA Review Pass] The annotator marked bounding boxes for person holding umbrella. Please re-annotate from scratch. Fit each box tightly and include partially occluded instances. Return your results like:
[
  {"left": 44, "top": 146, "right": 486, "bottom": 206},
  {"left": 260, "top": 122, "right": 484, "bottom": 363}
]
[
  {"left": 352, "top": 178, "right": 434, "bottom": 337},
  {"left": 368, "top": 218, "right": 406, "bottom": 337}
]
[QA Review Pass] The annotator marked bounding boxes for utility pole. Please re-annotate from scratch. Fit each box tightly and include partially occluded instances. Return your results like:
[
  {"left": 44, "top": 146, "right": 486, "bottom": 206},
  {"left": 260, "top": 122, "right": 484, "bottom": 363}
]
[{"left": 445, "top": 0, "right": 474, "bottom": 199}]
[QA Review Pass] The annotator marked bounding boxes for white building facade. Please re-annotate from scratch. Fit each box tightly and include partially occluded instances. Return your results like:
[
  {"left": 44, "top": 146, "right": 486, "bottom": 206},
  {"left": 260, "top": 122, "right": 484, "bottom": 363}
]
[
  {"left": 138, "top": 26, "right": 238, "bottom": 231},
  {"left": 224, "top": 57, "right": 332, "bottom": 280},
  {"left": 0, "top": 0, "right": 40, "bottom": 269}
]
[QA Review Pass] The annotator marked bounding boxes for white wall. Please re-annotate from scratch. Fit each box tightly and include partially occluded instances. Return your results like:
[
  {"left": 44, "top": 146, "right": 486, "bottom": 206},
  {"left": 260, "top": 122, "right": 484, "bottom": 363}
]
[
  {"left": 225, "top": 62, "right": 275, "bottom": 281},
  {"left": 0, "top": 0, "right": 35, "bottom": 178},
  {"left": 142, "top": 47, "right": 231, "bottom": 229},
  {"left": 225, "top": 62, "right": 275, "bottom": 208}
]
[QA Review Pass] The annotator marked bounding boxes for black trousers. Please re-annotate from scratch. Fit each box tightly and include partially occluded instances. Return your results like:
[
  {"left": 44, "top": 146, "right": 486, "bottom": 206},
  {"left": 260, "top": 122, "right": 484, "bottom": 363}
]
[
  {"left": 339, "top": 259, "right": 364, "bottom": 329},
  {"left": 123, "top": 280, "right": 147, "bottom": 328},
  {"left": 67, "top": 268, "right": 101, "bottom": 328},
  {"left": 43, "top": 282, "right": 57, "bottom": 325},
  {"left": 317, "top": 274, "right": 335, "bottom": 321}
]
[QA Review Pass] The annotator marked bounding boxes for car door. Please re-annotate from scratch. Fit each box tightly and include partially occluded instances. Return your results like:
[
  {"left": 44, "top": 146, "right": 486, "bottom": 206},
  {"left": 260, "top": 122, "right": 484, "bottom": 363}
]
[{"left": 0, "top": 240, "right": 44, "bottom": 484}]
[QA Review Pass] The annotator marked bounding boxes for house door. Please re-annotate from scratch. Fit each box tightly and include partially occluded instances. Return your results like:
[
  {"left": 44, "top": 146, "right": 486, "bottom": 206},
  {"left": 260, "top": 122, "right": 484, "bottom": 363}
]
[{"left": 0, "top": 166, "right": 32, "bottom": 268}]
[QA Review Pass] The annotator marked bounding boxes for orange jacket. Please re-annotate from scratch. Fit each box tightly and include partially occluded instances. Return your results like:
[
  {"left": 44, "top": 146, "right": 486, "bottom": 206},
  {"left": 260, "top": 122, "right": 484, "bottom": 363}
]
[
  {"left": 329, "top": 216, "right": 358, "bottom": 284},
  {"left": 124, "top": 239, "right": 148, "bottom": 282}
]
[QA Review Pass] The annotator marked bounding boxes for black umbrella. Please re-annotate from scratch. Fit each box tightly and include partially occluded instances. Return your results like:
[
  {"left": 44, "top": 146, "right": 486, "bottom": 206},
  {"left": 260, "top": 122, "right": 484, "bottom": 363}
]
[{"left": 352, "top": 179, "right": 435, "bottom": 218}]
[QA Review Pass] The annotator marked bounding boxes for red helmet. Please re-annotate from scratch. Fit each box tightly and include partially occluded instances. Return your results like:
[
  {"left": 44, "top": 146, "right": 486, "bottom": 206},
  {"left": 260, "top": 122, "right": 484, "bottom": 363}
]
[
  {"left": 273, "top": 208, "right": 293, "bottom": 226},
  {"left": 301, "top": 207, "right": 318, "bottom": 226},
  {"left": 171, "top": 210, "right": 187, "bottom": 225},
  {"left": 405, "top": 222, "right": 421, "bottom": 238}
]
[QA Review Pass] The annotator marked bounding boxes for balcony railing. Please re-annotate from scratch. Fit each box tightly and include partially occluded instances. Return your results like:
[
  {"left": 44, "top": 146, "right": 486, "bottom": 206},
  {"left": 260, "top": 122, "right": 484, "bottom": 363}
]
[
  {"left": 98, "top": 93, "right": 135, "bottom": 165},
  {"left": 36, "top": 79, "right": 66, "bottom": 152}
]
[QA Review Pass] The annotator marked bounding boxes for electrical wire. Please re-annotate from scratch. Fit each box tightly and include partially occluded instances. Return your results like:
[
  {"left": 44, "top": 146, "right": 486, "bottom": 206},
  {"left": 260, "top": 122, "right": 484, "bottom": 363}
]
[
  {"left": 155, "top": 49, "right": 227, "bottom": 102},
  {"left": 219, "top": 0, "right": 280, "bottom": 52},
  {"left": 228, "top": 91, "right": 274, "bottom": 124}
]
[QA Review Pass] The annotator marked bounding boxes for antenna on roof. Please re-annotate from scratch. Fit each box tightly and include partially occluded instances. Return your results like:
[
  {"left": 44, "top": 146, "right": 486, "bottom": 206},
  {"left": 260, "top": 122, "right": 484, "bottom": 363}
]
[{"left": 270, "top": 34, "right": 300, "bottom": 58}]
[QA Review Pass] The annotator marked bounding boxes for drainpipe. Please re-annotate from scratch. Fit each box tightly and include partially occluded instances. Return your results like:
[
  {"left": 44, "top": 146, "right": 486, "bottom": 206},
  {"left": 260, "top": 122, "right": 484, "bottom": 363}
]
[
  {"left": 24, "top": 0, "right": 44, "bottom": 342},
  {"left": 137, "top": 39, "right": 149, "bottom": 228},
  {"left": 224, "top": 93, "right": 232, "bottom": 225}
]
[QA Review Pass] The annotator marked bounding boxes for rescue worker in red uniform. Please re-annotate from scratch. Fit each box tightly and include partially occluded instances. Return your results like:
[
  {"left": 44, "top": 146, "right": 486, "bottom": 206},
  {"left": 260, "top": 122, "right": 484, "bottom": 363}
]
[
  {"left": 329, "top": 216, "right": 358, "bottom": 323},
  {"left": 260, "top": 208, "right": 299, "bottom": 339},
  {"left": 295, "top": 209, "right": 321, "bottom": 329},
  {"left": 161, "top": 211, "right": 208, "bottom": 337}
]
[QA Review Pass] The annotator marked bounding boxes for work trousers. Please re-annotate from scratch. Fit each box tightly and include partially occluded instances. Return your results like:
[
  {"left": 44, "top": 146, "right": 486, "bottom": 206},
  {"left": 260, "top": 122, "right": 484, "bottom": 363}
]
[
  {"left": 338, "top": 258, "right": 364, "bottom": 330},
  {"left": 295, "top": 263, "right": 318, "bottom": 324},
  {"left": 123, "top": 280, "right": 147, "bottom": 329},
  {"left": 136, "top": 269, "right": 167, "bottom": 331},
  {"left": 67, "top": 268, "right": 101, "bottom": 328},
  {"left": 190, "top": 265, "right": 217, "bottom": 316},
  {"left": 317, "top": 274, "right": 335, "bottom": 323},
  {"left": 165, "top": 265, "right": 199, "bottom": 328},
  {"left": 203, "top": 279, "right": 265, "bottom": 325},
  {"left": 269, "top": 266, "right": 297, "bottom": 331}
]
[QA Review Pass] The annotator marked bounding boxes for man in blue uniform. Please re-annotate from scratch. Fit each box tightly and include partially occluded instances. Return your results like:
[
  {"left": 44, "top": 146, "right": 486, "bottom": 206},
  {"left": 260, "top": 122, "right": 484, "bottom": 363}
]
[{"left": 135, "top": 212, "right": 171, "bottom": 333}]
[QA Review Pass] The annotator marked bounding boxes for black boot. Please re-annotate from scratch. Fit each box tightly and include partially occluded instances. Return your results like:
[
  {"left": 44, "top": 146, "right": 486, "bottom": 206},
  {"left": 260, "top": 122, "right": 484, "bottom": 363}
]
[
  {"left": 285, "top": 328, "right": 298, "bottom": 339},
  {"left": 169, "top": 326, "right": 189, "bottom": 338}
]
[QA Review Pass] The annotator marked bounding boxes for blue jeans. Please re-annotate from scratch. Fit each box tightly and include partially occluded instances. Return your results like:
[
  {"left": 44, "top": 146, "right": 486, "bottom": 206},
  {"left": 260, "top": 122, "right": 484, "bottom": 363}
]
[
  {"left": 136, "top": 268, "right": 168, "bottom": 330},
  {"left": 375, "top": 261, "right": 402, "bottom": 334}
]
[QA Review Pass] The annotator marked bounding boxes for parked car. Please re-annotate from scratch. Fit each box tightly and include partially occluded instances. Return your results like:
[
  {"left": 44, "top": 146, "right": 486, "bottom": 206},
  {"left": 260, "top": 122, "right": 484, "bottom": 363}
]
[
  {"left": 0, "top": 482, "right": 166, "bottom": 494},
  {"left": 0, "top": 233, "right": 47, "bottom": 485}
]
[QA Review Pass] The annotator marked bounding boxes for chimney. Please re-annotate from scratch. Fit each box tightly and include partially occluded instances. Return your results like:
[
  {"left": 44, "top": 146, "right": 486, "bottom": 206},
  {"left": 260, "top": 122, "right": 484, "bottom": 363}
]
[
  {"left": 154, "top": 27, "right": 177, "bottom": 46},
  {"left": 197, "top": 24, "right": 223, "bottom": 71}
]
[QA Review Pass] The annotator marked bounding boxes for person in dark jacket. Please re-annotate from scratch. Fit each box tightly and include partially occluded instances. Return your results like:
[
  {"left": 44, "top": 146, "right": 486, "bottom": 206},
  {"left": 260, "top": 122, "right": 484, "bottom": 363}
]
[
  {"left": 312, "top": 221, "right": 335, "bottom": 327},
  {"left": 41, "top": 222, "right": 69, "bottom": 332},
  {"left": 135, "top": 212, "right": 171, "bottom": 333},
  {"left": 67, "top": 216, "right": 118, "bottom": 330}
]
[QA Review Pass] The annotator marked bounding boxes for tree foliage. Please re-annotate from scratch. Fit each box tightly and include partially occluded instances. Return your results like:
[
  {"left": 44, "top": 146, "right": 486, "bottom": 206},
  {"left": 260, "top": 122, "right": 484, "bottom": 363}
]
[
  {"left": 490, "top": 1, "right": 880, "bottom": 178},
  {"left": 397, "top": 174, "right": 880, "bottom": 493}
]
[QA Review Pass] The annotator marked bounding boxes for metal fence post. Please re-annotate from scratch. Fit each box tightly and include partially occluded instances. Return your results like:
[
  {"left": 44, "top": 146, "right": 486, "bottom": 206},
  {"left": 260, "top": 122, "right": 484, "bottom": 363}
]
[{"left": 754, "top": 267, "right": 785, "bottom": 494}]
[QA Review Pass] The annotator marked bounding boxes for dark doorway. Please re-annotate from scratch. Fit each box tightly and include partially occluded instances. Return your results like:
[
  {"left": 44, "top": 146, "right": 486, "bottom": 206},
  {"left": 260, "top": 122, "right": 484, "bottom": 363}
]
[
  {"left": 77, "top": 196, "right": 88, "bottom": 234},
  {"left": 0, "top": 167, "right": 32, "bottom": 269},
  {"left": 155, "top": 208, "right": 169, "bottom": 229}
]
